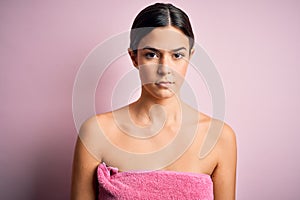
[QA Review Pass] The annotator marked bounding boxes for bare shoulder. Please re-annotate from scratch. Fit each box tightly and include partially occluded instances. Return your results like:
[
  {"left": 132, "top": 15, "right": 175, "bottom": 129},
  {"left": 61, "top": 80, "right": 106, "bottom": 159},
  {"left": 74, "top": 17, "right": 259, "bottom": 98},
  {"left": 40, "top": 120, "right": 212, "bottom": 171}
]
[
  {"left": 75, "top": 116, "right": 103, "bottom": 161},
  {"left": 71, "top": 115, "right": 104, "bottom": 199},
  {"left": 206, "top": 118, "right": 237, "bottom": 199},
  {"left": 76, "top": 112, "right": 115, "bottom": 163},
  {"left": 79, "top": 111, "right": 114, "bottom": 136},
  {"left": 198, "top": 112, "right": 236, "bottom": 145},
  {"left": 215, "top": 120, "right": 237, "bottom": 150},
  {"left": 95, "top": 111, "right": 114, "bottom": 125},
  {"left": 196, "top": 111, "right": 237, "bottom": 157},
  {"left": 79, "top": 115, "right": 99, "bottom": 136}
]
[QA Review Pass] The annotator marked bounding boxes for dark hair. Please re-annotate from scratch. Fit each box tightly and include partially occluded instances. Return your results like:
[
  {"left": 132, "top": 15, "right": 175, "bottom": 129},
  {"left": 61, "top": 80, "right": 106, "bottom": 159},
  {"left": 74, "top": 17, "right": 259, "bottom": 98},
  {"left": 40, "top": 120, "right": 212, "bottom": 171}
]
[{"left": 130, "top": 3, "right": 194, "bottom": 53}]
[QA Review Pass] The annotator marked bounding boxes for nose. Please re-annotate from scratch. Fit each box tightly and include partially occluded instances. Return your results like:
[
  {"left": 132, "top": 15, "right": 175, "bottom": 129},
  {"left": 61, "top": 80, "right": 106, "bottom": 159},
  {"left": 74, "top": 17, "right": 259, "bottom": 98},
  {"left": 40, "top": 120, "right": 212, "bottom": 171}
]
[
  {"left": 157, "top": 65, "right": 171, "bottom": 75},
  {"left": 157, "top": 56, "right": 171, "bottom": 75}
]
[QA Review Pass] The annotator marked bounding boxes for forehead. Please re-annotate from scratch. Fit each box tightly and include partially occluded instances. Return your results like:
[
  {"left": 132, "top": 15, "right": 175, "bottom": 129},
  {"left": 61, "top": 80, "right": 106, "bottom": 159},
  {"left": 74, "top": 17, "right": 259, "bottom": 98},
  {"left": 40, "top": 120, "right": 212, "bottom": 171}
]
[{"left": 137, "top": 26, "right": 190, "bottom": 51}]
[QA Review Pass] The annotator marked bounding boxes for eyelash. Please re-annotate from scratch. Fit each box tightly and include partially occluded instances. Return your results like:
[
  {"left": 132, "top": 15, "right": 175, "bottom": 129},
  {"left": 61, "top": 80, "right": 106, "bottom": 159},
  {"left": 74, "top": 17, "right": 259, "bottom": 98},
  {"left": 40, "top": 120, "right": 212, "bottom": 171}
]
[
  {"left": 145, "top": 52, "right": 158, "bottom": 59},
  {"left": 173, "top": 53, "right": 184, "bottom": 59},
  {"left": 144, "top": 52, "right": 185, "bottom": 59}
]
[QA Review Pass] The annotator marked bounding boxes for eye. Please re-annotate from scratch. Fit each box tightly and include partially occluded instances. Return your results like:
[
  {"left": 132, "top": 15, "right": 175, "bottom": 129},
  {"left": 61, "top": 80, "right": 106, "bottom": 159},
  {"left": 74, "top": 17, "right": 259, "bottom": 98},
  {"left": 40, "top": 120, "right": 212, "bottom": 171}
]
[
  {"left": 145, "top": 52, "right": 158, "bottom": 59},
  {"left": 173, "top": 53, "right": 184, "bottom": 59}
]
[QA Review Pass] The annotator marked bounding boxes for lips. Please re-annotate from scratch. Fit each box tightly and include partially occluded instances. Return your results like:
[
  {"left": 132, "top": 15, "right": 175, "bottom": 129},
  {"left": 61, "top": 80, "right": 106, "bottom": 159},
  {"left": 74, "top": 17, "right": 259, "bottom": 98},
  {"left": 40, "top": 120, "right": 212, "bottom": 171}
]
[{"left": 155, "top": 81, "right": 175, "bottom": 88}]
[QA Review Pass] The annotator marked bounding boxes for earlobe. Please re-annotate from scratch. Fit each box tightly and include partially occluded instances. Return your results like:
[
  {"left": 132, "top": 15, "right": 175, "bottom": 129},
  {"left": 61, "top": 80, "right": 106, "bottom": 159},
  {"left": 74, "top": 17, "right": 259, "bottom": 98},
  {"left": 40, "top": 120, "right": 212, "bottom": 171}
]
[{"left": 128, "top": 48, "right": 138, "bottom": 68}]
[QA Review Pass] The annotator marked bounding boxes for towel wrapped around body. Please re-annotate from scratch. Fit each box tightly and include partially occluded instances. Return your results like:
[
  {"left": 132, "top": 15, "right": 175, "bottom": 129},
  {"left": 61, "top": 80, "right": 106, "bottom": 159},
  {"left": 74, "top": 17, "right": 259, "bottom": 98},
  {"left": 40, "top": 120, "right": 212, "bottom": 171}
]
[{"left": 97, "top": 163, "right": 213, "bottom": 200}]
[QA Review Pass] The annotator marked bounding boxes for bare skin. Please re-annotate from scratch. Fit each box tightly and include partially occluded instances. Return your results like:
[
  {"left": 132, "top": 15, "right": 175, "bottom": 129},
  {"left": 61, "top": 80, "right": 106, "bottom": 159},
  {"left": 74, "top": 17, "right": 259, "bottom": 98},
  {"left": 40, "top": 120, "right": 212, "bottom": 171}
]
[{"left": 71, "top": 26, "right": 237, "bottom": 200}]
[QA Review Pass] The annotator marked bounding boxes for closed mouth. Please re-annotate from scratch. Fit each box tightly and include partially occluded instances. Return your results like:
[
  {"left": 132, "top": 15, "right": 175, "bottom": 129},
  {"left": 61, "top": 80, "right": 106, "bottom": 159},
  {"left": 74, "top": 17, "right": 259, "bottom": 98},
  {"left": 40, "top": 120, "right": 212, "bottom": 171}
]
[{"left": 155, "top": 81, "right": 175, "bottom": 88}]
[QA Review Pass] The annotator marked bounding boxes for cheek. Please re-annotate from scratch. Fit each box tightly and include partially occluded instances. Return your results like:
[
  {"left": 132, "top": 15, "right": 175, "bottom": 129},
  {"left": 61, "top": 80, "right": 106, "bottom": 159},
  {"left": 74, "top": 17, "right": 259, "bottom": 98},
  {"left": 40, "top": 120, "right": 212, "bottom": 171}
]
[
  {"left": 138, "top": 64, "right": 158, "bottom": 84},
  {"left": 174, "top": 62, "right": 188, "bottom": 76},
  {"left": 178, "top": 67, "right": 187, "bottom": 76},
  {"left": 172, "top": 62, "right": 189, "bottom": 87}
]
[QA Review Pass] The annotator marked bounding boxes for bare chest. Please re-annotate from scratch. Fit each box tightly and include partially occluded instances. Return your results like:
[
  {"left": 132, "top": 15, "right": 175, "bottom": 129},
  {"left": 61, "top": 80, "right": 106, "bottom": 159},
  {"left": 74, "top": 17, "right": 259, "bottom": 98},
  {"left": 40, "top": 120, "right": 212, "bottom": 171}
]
[{"left": 101, "top": 122, "right": 218, "bottom": 175}]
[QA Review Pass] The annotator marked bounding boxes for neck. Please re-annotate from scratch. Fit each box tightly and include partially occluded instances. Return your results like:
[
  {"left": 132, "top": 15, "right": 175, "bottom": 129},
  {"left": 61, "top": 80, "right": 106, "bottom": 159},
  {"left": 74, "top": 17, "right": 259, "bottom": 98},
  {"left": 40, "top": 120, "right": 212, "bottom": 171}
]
[{"left": 129, "top": 88, "right": 182, "bottom": 126}]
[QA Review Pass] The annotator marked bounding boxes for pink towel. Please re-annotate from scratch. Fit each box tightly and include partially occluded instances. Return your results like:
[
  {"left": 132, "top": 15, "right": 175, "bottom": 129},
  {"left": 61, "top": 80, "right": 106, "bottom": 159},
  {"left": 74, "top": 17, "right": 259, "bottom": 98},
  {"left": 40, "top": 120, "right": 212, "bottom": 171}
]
[{"left": 97, "top": 163, "right": 213, "bottom": 200}]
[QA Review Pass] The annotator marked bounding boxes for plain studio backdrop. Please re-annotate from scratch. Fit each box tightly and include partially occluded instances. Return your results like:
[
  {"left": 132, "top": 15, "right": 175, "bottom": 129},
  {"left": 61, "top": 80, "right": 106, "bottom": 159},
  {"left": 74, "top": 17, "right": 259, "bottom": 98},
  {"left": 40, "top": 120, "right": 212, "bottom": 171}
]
[{"left": 1, "top": 0, "right": 299, "bottom": 199}]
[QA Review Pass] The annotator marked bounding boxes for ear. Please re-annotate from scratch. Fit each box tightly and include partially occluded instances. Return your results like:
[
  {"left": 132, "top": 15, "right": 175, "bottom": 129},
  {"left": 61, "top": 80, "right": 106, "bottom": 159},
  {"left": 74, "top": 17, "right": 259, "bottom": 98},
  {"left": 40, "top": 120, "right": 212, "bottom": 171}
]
[
  {"left": 128, "top": 48, "right": 138, "bottom": 68},
  {"left": 189, "top": 48, "right": 195, "bottom": 58}
]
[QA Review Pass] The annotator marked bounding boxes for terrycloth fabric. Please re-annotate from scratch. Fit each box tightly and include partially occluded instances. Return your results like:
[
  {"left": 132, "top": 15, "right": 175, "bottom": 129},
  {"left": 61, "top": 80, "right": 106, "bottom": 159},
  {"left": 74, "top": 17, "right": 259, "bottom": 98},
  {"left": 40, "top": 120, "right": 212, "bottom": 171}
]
[{"left": 97, "top": 163, "right": 213, "bottom": 200}]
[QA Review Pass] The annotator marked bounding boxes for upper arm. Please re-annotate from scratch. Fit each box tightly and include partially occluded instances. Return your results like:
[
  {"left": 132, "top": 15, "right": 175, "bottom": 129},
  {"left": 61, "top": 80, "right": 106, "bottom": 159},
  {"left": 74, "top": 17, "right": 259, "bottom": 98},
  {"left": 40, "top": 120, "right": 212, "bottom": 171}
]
[
  {"left": 71, "top": 117, "right": 101, "bottom": 200},
  {"left": 211, "top": 123, "right": 237, "bottom": 200}
]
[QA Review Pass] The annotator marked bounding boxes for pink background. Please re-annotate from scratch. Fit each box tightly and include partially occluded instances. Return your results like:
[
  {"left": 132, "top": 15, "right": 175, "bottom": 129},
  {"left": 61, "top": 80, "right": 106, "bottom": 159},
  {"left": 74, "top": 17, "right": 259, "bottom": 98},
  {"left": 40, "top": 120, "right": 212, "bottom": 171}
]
[{"left": 1, "top": 0, "right": 300, "bottom": 199}]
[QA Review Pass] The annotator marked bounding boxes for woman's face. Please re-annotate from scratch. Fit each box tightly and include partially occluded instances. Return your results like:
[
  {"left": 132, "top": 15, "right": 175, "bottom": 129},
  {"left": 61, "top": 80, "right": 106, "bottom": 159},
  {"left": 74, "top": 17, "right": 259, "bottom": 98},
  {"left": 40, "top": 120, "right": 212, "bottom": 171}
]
[{"left": 129, "top": 26, "right": 193, "bottom": 100}]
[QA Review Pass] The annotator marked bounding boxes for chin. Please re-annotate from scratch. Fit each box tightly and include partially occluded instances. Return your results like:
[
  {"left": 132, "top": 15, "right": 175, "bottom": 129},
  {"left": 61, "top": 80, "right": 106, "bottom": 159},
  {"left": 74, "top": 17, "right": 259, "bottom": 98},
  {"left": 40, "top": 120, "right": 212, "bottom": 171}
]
[
  {"left": 154, "top": 92, "right": 176, "bottom": 100},
  {"left": 144, "top": 84, "right": 179, "bottom": 100}
]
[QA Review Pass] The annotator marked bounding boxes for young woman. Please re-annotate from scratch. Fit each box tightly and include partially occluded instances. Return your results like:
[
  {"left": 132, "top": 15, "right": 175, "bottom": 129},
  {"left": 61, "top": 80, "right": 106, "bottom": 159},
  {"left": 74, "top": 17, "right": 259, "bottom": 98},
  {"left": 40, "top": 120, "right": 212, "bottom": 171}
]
[{"left": 71, "top": 3, "right": 237, "bottom": 200}]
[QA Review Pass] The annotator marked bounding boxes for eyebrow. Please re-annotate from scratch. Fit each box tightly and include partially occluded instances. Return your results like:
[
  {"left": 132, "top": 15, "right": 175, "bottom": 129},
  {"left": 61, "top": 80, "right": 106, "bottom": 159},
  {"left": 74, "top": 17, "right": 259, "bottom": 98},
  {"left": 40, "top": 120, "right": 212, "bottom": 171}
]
[{"left": 142, "top": 46, "right": 187, "bottom": 52}]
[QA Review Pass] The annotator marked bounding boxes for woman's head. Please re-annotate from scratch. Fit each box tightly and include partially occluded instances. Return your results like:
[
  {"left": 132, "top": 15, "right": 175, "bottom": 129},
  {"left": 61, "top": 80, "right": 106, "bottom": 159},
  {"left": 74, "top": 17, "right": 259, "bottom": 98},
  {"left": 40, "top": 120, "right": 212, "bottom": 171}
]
[
  {"left": 130, "top": 3, "right": 194, "bottom": 54},
  {"left": 129, "top": 3, "right": 195, "bottom": 99}
]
